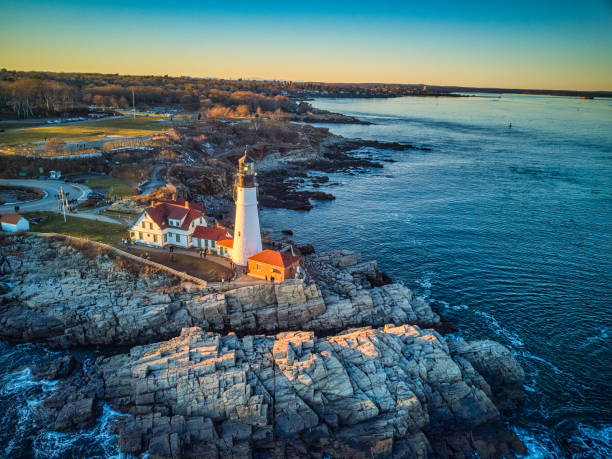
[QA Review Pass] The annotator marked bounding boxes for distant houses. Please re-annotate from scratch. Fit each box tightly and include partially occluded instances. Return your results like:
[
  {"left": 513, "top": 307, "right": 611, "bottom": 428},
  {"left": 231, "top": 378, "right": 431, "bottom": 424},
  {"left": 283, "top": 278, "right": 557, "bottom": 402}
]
[{"left": 0, "top": 213, "right": 29, "bottom": 232}]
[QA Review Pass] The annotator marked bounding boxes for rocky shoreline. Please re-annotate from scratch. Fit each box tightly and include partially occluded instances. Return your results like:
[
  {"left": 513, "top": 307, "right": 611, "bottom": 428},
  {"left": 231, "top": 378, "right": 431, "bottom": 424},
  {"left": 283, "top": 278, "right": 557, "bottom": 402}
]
[
  {"left": 256, "top": 136, "right": 429, "bottom": 211},
  {"left": 0, "top": 233, "right": 527, "bottom": 457}
]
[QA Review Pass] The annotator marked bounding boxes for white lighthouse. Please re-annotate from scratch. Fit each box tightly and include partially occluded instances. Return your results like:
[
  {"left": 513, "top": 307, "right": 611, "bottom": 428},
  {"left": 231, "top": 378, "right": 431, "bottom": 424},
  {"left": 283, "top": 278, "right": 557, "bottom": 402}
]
[{"left": 231, "top": 151, "right": 262, "bottom": 266}]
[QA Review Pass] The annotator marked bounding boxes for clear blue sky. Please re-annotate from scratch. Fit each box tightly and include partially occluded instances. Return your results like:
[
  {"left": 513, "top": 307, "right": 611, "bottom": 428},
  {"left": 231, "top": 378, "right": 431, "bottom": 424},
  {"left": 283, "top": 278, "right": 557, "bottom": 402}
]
[{"left": 1, "top": 0, "right": 611, "bottom": 90}]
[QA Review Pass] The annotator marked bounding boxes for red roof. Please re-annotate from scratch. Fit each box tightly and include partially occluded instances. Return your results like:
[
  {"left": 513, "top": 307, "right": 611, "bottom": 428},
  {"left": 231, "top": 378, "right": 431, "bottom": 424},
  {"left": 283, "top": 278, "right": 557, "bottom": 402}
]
[
  {"left": 1, "top": 213, "right": 23, "bottom": 225},
  {"left": 192, "top": 226, "right": 228, "bottom": 240},
  {"left": 144, "top": 201, "right": 204, "bottom": 230},
  {"left": 166, "top": 206, "right": 189, "bottom": 220},
  {"left": 217, "top": 238, "right": 234, "bottom": 248},
  {"left": 248, "top": 250, "right": 300, "bottom": 268}
]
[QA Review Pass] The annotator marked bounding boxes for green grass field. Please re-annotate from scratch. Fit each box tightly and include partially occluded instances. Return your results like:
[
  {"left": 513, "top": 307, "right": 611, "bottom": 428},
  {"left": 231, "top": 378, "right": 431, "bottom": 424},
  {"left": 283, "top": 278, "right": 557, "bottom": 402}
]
[
  {"left": 86, "top": 176, "right": 136, "bottom": 198},
  {"left": 25, "top": 211, "right": 128, "bottom": 244},
  {"left": 0, "top": 116, "right": 169, "bottom": 146}
]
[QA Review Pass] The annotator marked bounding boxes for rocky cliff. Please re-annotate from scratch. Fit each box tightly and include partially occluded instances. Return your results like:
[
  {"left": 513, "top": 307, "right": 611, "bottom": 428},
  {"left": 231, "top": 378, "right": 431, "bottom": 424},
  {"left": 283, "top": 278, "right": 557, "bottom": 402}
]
[
  {"left": 36, "top": 326, "right": 525, "bottom": 458},
  {"left": 0, "top": 235, "right": 438, "bottom": 348},
  {"left": 0, "top": 233, "right": 526, "bottom": 457}
]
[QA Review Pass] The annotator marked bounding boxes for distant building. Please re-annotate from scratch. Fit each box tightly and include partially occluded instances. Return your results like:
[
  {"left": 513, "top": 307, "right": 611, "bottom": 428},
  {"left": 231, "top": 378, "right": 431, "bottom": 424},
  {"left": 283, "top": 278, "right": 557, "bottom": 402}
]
[
  {"left": 129, "top": 197, "right": 207, "bottom": 248},
  {"left": 247, "top": 249, "right": 300, "bottom": 282},
  {"left": 1, "top": 213, "right": 29, "bottom": 232}
]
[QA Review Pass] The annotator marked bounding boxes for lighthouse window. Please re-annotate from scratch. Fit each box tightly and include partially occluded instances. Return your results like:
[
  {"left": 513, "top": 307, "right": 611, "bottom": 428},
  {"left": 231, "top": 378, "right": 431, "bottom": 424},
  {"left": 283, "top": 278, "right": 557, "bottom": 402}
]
[{"left": 238, "top": 231, "right": 241, "bottom": 237}]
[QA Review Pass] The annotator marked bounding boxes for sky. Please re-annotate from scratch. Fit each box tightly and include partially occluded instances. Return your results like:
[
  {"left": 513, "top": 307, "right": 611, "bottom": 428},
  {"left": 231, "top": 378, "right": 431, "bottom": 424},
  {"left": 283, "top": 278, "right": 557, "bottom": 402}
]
[{"left": 1, "top": 0, "right": 611, "bottom": 91}]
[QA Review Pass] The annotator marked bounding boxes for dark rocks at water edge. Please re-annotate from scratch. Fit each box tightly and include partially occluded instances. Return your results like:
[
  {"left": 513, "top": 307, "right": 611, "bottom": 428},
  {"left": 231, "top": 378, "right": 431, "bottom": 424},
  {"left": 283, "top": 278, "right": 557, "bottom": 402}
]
[{"left": 0, "top": 234, "right": 527, "bottom": 457}]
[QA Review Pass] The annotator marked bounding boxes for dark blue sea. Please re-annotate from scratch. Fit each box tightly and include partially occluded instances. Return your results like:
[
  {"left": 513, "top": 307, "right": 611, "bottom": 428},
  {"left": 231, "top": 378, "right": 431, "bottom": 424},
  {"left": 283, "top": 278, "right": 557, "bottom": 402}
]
[{"left": 261, "top": 94, "right": 612, "bottom": 457}]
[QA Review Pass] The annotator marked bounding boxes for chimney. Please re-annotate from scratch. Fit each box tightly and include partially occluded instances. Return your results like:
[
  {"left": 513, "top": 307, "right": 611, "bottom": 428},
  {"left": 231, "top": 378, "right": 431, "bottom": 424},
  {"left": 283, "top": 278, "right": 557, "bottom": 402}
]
[
  {"left": 185, "top": 201, "right": 189, "bottom": 209},
  {"left": 171, "top": 193, "right": 177, "bottom": 201}
]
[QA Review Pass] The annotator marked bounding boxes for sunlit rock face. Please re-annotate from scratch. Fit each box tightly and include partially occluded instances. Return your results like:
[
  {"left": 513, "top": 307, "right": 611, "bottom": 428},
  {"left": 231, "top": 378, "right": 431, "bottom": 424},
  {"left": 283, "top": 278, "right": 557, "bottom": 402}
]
[
  {"left": 0, "top": 235, "right": 439, "bottom": 347},
  {"left": 37, "top": 325, "right": 524, "bottom": 458},
  {"left": 1, "top": 234, "right": 525, "bottom": 457}
]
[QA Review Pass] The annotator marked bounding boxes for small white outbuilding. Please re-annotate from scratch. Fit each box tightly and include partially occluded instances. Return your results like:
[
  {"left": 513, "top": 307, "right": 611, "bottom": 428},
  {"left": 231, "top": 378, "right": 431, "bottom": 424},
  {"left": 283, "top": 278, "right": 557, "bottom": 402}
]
[{"left": 1, "top": 213, "right": 29, "bottom": 232}]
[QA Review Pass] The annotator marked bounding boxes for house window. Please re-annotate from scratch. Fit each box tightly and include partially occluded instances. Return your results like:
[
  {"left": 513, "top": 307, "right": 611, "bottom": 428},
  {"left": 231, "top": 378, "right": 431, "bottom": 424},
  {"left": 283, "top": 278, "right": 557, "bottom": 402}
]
[
  {"left": 149, "top": 222, "right": 153, "bottom": 230},
  {"left": 256, "top": 264, "right": 260, "bottom": 270},
  {"left": 153, "top": 235, "right": 158, "bottom": 243},
  {"left": 141, "top": 221, "right": 145, "bottom": 228},
  {"left": 164, "top": 233, "right": 168, "bottom": 242},
  {"left": 211, "top": 241, "right": 215, "bottom": 248},
  {"left": 204, "top": 240, "right": 208, "bottom": 247},
  {"left": 176, "top": 234, "right": 180, "bottom": 242},
  {"left": 139, "top": 232, "right": 143, "bottom": 239}
]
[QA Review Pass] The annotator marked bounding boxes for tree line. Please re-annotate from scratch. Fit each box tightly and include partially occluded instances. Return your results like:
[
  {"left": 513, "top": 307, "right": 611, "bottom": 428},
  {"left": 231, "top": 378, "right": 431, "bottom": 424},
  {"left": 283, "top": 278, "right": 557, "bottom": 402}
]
[{"left": 0, "top": 69, "right": 458, "bottom": 119}]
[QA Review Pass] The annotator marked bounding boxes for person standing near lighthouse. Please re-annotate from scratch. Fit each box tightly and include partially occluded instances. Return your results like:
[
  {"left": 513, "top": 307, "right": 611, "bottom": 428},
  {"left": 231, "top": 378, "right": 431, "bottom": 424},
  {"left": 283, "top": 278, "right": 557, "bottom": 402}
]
[{"left": 232, "top": 150, "right": 262, "bottom": 266}]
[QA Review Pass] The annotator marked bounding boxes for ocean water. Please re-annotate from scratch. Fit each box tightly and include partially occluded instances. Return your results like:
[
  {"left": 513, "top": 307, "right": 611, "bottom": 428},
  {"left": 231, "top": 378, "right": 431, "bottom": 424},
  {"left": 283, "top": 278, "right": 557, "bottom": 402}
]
[
  {"left": 0, "top": 342, "right": 126, "bottom": 457},
  {"left": 261, "top": 94, "right": 612, "bottom": 457}
]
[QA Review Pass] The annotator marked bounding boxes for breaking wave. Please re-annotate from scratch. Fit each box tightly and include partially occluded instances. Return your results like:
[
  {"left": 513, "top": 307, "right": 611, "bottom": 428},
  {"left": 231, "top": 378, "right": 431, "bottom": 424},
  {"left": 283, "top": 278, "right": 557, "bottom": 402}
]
[{"left": 33, "top": 404, "right": 128, "bottom": 459}]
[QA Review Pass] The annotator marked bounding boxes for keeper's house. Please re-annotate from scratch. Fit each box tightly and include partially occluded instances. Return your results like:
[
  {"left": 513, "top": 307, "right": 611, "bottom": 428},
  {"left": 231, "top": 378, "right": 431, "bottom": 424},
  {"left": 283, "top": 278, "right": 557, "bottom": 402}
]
[
  {"left": 247, "top": 249, "right": 300, "bottom": 282},
  {"left": 129, "top": 198, "right": 207, "bottom": 248},
  {"left": 191, "top": 226, "right": 230, "bottom": 251},
  {"left": 216, "top": 238, "right": 234, "bottom": 258}
]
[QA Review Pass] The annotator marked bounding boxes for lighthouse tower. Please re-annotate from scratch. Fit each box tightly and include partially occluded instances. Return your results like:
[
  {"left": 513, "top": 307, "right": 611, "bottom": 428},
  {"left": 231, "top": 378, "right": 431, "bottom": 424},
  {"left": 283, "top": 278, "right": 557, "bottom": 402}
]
[{"left": 232, "top": 151, "right": 262, "bottom": 266}]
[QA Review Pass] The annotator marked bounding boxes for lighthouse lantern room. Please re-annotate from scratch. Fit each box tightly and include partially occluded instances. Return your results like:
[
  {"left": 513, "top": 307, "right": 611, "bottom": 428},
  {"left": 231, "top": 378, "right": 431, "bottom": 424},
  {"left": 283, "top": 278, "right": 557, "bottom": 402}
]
[{"left": 232, "top": 151, "right": 263, "bottom": 266}]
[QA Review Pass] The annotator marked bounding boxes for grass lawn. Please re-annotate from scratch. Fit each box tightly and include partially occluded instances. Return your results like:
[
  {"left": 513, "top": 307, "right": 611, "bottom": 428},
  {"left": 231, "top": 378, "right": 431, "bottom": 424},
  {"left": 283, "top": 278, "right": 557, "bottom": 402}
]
[
  {"left": 0, "top": 116, "right": 169, "bottom": 146},
  {"left": 129, "top": 247, "right": 233, "bottom": 282},
  {"left": 87, "top": 176, "right": 136, "bottom": 198},
  {"left": 24, "top": 211, "right": 128, "bottom": 245}
]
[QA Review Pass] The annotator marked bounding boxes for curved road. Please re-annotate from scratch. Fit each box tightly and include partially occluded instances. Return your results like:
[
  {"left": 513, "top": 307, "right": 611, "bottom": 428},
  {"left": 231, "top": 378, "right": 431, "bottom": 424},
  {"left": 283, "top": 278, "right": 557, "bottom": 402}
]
[{"left": 0, "top": 179, "right": 123, "bottom": 224}]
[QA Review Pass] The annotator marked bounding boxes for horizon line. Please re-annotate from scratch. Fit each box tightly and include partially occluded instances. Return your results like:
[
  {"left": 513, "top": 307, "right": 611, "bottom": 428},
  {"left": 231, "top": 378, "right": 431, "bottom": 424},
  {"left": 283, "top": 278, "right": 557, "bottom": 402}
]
[{"left": 3, "top": 68, "right": 611, "bottom": 95}]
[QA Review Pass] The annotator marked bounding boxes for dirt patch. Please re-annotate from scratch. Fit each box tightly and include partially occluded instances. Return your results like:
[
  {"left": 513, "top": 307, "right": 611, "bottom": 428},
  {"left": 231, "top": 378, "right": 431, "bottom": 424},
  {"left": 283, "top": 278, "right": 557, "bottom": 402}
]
[{"left": 129, "top": 247, "right": 233, "bottom": 282}]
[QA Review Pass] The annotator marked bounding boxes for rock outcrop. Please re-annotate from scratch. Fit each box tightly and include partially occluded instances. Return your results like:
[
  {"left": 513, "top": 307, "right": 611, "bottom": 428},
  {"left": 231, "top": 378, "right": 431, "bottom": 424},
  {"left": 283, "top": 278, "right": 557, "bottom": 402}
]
[
  {"left": 0, "top": 235, "right": 438, "bottom": 348},
  {"left": 37, "top": 325, "right": 525, "bottom": 458},
  {"left": 0, "top": 233, "right": 526, "bottom": 457}
]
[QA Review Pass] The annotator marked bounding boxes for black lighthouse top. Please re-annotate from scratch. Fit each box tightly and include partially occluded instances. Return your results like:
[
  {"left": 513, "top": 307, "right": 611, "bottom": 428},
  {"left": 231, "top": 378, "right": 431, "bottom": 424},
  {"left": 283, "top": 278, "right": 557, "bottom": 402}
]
[{"left": 236, "top": 150, "right": 256, "bottom": 187}]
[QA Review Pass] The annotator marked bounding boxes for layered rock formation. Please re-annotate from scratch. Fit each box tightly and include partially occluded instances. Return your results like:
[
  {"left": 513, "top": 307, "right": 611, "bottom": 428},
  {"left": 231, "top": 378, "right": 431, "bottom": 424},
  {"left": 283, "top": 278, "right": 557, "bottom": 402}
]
[
  {"left": 0, "top": 235, "right": 438, "bottom": 348},
  {"left": 37, "top": 325, "right": 525, "bottom": 458},
  {"left": 0, "top": 233, "right": 526, "bottom": 457}
]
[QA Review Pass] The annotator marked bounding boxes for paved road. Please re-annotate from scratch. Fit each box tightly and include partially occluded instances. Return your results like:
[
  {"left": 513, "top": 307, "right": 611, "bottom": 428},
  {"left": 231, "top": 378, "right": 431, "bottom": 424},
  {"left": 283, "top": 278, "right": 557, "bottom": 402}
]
[
  {"left": 139, "top": 164, "right": 166, "bottom": 195},
  {"left": 0, "top": 179, "right": 124, "bottom": 224},
  {"left": 0, "top": 179, "right": 90, "bottom": 212}
]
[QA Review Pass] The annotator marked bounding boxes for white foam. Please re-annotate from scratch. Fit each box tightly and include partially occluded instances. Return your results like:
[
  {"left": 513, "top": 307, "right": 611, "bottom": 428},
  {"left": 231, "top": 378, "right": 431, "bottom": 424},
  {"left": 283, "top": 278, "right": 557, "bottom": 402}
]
[
  {"left": 475, "top": 310, "right": 525, "bottom": 348},
  {"left": 513, "top": 426, "right": 564, "bottom": 458},
  {"left": 0, "top": 368, "right": 57, "bottom": 397},
  {"left": 33, "top": 404, "right": 129, "bottom": 459},
  {"left": 568, "top": 424, "right": 612, "bottom": 458}
]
